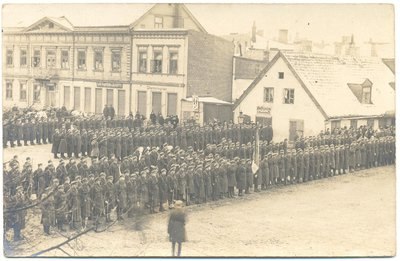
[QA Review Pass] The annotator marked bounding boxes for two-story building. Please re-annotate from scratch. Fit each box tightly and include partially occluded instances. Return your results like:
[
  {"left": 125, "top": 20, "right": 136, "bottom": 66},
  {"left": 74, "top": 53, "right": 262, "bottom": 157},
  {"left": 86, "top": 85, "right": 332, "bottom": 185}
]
[
  {"left": 3, "top": 3, "right": 234, "bottom": 121},
  {"left": 233, "top": 51, "right": 395, "bottom": 141},
  {"left": 3, "top": 16, "right": 132, "bottom": 115}
]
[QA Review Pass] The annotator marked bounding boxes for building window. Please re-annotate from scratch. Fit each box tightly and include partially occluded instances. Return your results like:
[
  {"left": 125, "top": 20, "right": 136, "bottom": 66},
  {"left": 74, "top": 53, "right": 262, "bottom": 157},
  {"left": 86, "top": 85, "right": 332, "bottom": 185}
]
[
  {"left": 20, "top": 82, "right": 27, "bottom": 101},
  {"left": 279, "top": 72, "right": 284, "bottom": 79},
  {"left": 167, "top": 93, "right": 178, "bottom": 115},
  {"left": 264, "top": 87, "right": 274, "bottom": 103},
  {"left": 151, "top": 49, "right": 163, "bottom": 73},
  {"left": 6, "top": 81, "right": 13, "bottom": 99},
  {"left": 154, "top": 16, "right": 163, "bottom": 28},
  {"left": 94, "top": 49, "right": 103, "bottom": 71},
  {"left": 362, "top": 86, "right": 372, "bottom": 104},
  {"left": 77, "top": 50, "right": 86, "bottom": 70},
  {"left": 331, "top": 120, "right": 341, "bottom": 130},
  {"left": 61, "top": 50, "right": 69, "bottom": 69},
  {"left": 49, "top": 22, "right": 54, "bottom": 29},
  {"left": 138, "top": 46, "right": 148, "bottom": 73},
  {"left": 33, "top": 50, "right": 41, "bottom": 67},
  {"left": 169, "top": 50, "right": 178, "bottom": 74},
  {"left": 367, "top": 119, "right": 374, "bottom": 128},
  {"left": 20, "top": 49, "right": 27, "bottom": 66},
  {"left": 46, "top": 50, "right": 56, "bottom": 68},
  {"left": 350, "top": 119, "right": 358, "bottom": 129},
  {"left": 33, "top": 85, "right": 41, "bottom": 102},
  {"left": 283, "top": 88, "right": 294, "bottom": 104},
  {"left": 111, "top": 49, "right": 121, "bottom": 72},
  {"left": 6, "top": 49, "right": 13, "bottom": 66}
]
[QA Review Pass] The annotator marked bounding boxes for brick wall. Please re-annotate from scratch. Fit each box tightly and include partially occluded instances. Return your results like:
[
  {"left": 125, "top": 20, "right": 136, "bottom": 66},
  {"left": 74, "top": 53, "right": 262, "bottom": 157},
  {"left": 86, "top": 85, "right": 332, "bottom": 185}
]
[
  {"left": 234, "top": 56, "right": 268, "bottom": 80},
  {"left": 187, "top": 30, "right": 234, "bottom": 102}
]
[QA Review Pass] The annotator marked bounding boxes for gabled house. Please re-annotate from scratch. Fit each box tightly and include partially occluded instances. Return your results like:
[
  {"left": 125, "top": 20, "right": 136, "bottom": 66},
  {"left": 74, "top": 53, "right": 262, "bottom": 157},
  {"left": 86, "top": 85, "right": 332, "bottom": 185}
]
[{"left": 233, "top": 51, "right": 395, "bottom": 141}]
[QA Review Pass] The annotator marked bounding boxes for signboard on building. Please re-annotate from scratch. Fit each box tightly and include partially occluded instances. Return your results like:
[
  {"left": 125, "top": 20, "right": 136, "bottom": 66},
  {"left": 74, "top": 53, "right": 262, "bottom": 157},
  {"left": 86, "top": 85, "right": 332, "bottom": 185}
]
[
  {"left": 97, "top": 82, "right": 123, "bottom": 89},
  {"left": 192, "top": 95, "right": 199, "bottom": 111},
  {"left": 257, "top": 106, "right": 271, "bottom": 115}
]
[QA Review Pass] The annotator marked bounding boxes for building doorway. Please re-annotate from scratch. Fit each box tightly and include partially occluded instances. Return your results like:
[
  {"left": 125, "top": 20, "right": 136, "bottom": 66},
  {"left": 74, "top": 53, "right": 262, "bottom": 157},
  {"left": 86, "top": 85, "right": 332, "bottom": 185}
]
[
  {"left": 45, "top": 83, "right": 57, "bottom": 107},
  {"left": 289, "top": 120, "right": 304, "bottom": 141},
  {"left": 255, "top": 116, "right": 272, "bottom": 126},
  {"left": 118, "top": 90, "right": 126, "bottom": 116},
  {"left": 95, "top": 88, "right": 103, "bottom": 114},
  {"left": 74, "top": 86, "right": 81, "bottom": 111}
]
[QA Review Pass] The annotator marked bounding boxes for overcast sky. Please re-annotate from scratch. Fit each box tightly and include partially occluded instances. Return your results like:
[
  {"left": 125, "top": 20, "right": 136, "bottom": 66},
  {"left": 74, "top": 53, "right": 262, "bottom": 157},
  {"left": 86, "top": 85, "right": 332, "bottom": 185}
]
[{"left": 2, "top": 3, "right": 394, "bottom": 44}]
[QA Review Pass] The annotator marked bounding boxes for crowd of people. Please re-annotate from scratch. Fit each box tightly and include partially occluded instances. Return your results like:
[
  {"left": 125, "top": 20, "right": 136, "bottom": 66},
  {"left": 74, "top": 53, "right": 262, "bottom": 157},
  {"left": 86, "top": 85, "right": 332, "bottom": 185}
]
[{"left": 3, "top": 121, "right": 395, "bottom": 241}]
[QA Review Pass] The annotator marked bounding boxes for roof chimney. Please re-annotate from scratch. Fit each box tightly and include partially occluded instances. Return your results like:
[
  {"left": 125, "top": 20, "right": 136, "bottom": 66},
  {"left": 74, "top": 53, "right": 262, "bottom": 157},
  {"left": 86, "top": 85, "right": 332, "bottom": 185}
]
[
  {"left": 251, "top": 21, "right": 257, "bottom": 43},
  {"left": 279, "top": 29, "right": 288, "bottom": 44},
  {"left": 173, "top": 4, "right": 183, "bottom": 28}
]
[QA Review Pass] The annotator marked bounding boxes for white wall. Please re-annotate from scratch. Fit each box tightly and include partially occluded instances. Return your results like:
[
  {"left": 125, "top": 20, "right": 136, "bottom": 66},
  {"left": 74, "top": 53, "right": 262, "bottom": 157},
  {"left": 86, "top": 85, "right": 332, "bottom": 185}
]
[
  {"left": 232, "top": 79, "right": 253, "bottom": 101},
  {"left": 233, "top": 56, "right": 326, "bottom": 141}
]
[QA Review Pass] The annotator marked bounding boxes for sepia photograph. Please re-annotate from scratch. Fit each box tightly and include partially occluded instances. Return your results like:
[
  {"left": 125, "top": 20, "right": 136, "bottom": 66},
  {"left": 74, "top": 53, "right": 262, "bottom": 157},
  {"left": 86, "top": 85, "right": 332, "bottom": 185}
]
[{"left": 2, "top": 2, "right": 396, "bottom": 257}]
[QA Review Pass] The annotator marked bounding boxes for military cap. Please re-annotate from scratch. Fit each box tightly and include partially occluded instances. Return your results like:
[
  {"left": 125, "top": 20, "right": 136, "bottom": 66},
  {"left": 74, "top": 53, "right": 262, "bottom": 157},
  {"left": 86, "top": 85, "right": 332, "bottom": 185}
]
[
  {"left": 88, "top": 173, "right": 94, "bottom": 178},
  {"left": 100, "top": 172, "right": 106, "bottom": 177}
]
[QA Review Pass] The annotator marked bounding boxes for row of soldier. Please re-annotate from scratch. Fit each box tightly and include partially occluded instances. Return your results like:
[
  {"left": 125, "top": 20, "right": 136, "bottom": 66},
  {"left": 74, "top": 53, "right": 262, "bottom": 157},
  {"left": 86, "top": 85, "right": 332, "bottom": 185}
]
[
  {"left": 50, "top": 123, "right": 273, "bottom": 159},
  {"left": 4, "top": 114, "right": 272, "bottom": 151},
  {"left": 4, "top": 133, "right": 395, "bottom": 239}
]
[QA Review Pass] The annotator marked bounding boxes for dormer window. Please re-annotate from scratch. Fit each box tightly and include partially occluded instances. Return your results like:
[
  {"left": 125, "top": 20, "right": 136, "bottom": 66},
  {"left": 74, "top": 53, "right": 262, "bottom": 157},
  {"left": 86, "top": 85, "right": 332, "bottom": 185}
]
[
  {"left": 279, "top": 72, "right": 284, "bottom": 79},
  {"left": 348, "top": 78, "right": 373, "bottom": 104},
  {"left": 154, "top": 16, "right": 163, "bottom": 29},
  {"left": 49, "top": 22, "right": 54, "bottom": 29},
  {"left": 362, "top": 86, "right": 371, "bottom": 104}
]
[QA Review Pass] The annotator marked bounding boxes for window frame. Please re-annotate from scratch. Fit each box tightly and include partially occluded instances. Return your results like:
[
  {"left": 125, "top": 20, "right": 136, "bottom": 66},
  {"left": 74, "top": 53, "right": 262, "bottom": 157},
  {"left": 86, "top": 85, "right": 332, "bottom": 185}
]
[
  {"left": 33, "top": 84, "right": 41, "bottom": 102},
  {"left": 6, "top": 80, "right": 13, "bottom": 100},
  {"left": 19, "top": 82, "right": 27, "bottom": 101},
  {"left": 263, "top": 87, "right": 274, "bottom": 103},
  {"left": 61, "top": 49, "right": 69, "bottom": 69},
  {"left": 93, "top": 49, "right": 104, "bottom": 71},
  {"left": 46, "top": 49, "right": 57, "bottom": 68},
  {"left": 138, "top": 46, "right": 148, "bottom": 73},
  {"left": 169, "top": 50, "right": 178, "bottom": 75},
  {"left": 151, "top": 49, "right": 163, "bottom": 74},
  {"left": 283, "top": 88, "right": 295, "bottom": 104},
  {"left": 111, "top": 49, "right": 122, "bottom": 72},
  {"left": 361, "top": 86, "right": 372, "bottom": 104},
  {"left": 77, "top": 49, "right": 87, "bottom": 70},
  {"left": 33, "top": 49, "right": 41, "bottom": 68},
  {"left": 154, "top": 16, "right": 163, "bottom": 29},
  {"left": 20, "top": 49, "right": 27, "bottom": 67},
  {"left": 6, "top": 49, "right": 13, "bottom": 66}
]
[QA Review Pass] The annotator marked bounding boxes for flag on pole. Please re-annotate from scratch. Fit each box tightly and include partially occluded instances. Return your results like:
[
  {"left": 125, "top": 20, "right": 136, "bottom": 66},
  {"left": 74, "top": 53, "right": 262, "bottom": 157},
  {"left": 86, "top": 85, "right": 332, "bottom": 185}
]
[{"left": 252, "top": 126, "right": 260, "bottom": 174}]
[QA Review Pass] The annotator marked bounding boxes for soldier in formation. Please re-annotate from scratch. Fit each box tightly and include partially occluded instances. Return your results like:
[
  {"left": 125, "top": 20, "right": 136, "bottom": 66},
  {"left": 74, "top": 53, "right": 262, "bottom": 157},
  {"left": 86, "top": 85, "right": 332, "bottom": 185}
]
[{"left": 3, "top": 124, "right": 395, "bottom": 239}]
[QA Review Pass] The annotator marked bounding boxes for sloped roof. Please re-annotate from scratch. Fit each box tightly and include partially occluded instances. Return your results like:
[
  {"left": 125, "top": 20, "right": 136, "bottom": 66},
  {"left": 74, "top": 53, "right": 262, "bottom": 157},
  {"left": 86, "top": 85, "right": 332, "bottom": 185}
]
[
  {"left": 234, "top": 51, "right": 395, "bottom": 119},
  {"left": 3, "top": 4, "right": 206, "bottom": 32},
  {"left": 23, "top": 16, "right": 74, "bottom": 32},
  {"left": 283, "top": 51, "right": 395, "bottom": 118},
  {"left": 382, "top": 58, "right": 395, "bottom": 74},
  {"left": 3, "top": 4, "right": 153, "bottom": 28}
]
